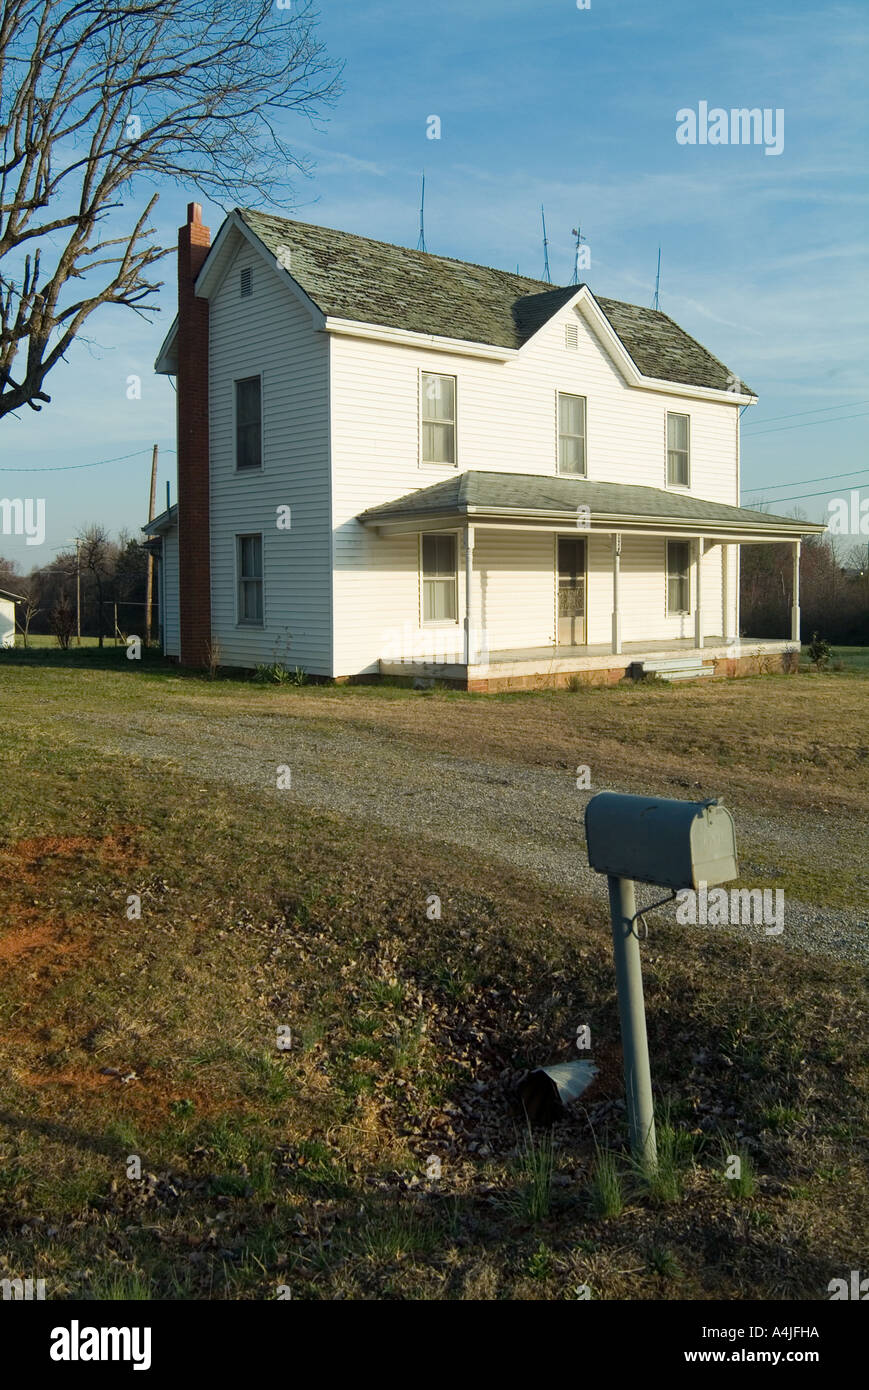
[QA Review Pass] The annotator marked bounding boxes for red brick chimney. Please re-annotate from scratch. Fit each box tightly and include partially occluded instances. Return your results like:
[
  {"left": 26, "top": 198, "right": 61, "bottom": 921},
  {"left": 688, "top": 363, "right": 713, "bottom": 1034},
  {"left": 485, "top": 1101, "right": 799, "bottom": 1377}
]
[{"left": 176, "top": 202, "right": 212, "bottom": 667}]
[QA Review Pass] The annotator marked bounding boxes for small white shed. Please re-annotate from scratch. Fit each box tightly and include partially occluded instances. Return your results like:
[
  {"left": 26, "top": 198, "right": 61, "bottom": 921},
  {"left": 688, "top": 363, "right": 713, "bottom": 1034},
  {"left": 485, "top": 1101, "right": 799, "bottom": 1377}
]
[{"left": 0, "top": 588, "right": 23, "bottom": 648}]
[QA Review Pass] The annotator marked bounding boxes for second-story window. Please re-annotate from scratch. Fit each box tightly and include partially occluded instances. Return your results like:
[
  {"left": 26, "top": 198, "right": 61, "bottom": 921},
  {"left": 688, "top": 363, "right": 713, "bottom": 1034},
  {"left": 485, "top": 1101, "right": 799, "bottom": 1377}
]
[
  {"left": 236, "top": 376, "right": 262, "bottom": 471},
  {"left": 421, "top": 372, "right": 456, "bottom": 465},
  {"left": 558, "top": 392, "right": 586, "bottom": 475},
  {"left": 667, "top": 411, "right": 690, "bottom": 487}
]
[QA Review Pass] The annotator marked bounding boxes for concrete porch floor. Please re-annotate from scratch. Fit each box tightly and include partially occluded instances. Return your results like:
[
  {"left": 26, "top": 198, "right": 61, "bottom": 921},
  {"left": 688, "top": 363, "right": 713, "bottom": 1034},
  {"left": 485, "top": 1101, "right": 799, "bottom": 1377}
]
[{"left": 378, "top": 637, "right": 799, "bottom": 689}]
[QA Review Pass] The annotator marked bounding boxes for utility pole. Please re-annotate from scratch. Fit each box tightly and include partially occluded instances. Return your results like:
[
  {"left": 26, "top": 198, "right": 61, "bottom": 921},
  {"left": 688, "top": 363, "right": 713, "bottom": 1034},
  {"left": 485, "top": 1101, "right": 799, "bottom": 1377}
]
[
  {"left": 145, "top": 444, "right": 158, "bottom": 646},
  {"left": 75, "top": 538, "right": 81, "bottom": 645}
]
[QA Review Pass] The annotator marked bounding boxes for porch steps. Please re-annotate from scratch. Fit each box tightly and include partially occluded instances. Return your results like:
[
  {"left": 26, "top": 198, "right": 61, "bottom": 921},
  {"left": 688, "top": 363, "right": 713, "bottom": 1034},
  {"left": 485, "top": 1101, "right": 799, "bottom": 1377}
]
[{"left": 635, "top": 656, "right": 714, "bottom": 682}]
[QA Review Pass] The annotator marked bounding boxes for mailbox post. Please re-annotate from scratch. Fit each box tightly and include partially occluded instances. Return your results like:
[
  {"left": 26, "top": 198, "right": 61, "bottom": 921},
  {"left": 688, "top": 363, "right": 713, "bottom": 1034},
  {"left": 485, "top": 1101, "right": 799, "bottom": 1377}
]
[
  {"left": 607, "top": 872, "right": 657, "bottom": 1168},
  {"left": 585, "top": 792, "right": 739, "bottom": 1172}
]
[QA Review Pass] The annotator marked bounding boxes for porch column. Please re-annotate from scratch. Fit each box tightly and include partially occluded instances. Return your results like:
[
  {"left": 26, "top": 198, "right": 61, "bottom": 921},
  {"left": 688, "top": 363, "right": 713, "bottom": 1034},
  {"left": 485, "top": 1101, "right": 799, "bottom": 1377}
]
[
  {"left": 694, "top": 537, "right": 704, "bottom": 650},
  {"left": 611, "top": 533, "right": 622, "bottom": 655},
  {"left": 464, "top": 524, "right": 475, "bottom": 667},
  {"left": 791, "top": 539, "right": 801, "bottom": 642}
]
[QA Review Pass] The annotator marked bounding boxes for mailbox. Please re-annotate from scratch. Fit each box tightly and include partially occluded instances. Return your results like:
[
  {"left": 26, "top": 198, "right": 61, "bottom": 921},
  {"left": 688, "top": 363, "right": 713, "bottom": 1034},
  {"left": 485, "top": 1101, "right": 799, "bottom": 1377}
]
[{"left": 584, "top": 792, "right": 738, "bottom": 890}]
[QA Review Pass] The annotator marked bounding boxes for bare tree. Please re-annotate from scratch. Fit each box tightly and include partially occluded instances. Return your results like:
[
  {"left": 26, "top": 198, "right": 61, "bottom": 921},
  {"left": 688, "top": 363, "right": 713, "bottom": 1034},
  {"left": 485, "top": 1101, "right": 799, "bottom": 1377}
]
[
  {"left": 49, "top": 589, "right": 74, "bottom": 647},
  {"left": 78, "top": 521, "right": 110, "bottom": 644},
  {"left": 0, "top": 1, "right": 341, "bottom": 418},
  {"left": 20, "top": 590, "right": 39, "bottom": 645}
]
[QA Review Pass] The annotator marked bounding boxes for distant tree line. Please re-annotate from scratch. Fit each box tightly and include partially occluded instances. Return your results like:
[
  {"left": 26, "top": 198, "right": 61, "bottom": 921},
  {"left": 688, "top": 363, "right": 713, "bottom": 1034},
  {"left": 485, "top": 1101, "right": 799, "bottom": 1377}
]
[
  {"left": 0, "top": 526, "right": 151, "bottom": 646},
  {"left": 741, "top": 533, "right": 869, "bottom": 646}
]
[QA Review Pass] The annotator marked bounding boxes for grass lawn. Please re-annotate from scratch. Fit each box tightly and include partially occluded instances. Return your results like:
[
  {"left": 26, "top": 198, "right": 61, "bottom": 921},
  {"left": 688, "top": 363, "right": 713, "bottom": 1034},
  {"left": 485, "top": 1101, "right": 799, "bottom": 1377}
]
[{"left": 0, "top": 652, "right": 866, "bottom": 1300}]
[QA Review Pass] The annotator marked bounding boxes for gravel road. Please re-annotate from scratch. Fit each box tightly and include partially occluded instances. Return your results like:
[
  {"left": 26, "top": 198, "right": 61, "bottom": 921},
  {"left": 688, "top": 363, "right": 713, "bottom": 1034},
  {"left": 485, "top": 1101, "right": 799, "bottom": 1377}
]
[{"left": 70, "top": 704, "right": 868, "bottom": 965}]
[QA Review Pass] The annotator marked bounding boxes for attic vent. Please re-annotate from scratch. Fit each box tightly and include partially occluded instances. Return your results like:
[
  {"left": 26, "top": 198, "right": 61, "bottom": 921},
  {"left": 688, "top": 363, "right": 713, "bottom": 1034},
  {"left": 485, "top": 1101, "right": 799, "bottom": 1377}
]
[
  {"left": 240, "top": 267, "right": 252, "bottom": 298},
  {"left": 564, "top": 323, "right": 578, "bottom": 350}
]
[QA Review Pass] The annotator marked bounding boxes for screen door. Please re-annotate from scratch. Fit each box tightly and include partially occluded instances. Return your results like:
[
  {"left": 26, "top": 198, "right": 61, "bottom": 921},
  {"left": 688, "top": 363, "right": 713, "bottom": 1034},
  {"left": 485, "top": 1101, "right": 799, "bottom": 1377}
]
[{"left": 557, "top": 537, "right": 586, "bottom": 646}]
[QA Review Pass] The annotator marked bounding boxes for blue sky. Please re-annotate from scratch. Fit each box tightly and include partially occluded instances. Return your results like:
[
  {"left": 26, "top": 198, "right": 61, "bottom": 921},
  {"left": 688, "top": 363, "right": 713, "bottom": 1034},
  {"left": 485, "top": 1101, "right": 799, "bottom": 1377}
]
[{"left": 1, "top": 0, "right": 867, "bottom": 569}]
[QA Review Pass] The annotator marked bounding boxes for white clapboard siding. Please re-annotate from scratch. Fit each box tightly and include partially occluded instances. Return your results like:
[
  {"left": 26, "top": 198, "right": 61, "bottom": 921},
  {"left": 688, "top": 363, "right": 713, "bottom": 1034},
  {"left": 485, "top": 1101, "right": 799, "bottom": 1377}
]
[
  {"left": 162, "top": 526, "right": 181, "bottom": 657},
  {"left": 586, "top": 535, "right": 724, "bottom": 645},
  {"left": 330, "top": 297, "right": 740, "bottom": 675},
  {"left": 208, "top": 238, "right": 331, "bottom": 671}
]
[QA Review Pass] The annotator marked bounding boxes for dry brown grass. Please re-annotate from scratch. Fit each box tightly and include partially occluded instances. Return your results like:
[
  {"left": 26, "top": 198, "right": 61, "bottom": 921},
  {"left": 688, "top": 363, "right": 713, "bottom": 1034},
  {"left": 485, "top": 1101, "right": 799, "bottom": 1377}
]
[{"left": 0, "top": 660, "right": 865, "bottom": 1301}]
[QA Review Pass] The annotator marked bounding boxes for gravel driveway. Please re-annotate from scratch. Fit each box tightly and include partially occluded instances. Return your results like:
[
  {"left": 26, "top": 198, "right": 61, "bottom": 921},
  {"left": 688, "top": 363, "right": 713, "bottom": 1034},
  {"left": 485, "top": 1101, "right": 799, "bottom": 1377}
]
[{"left": 69, "top": 703, "right": 868, "bottom": 965}]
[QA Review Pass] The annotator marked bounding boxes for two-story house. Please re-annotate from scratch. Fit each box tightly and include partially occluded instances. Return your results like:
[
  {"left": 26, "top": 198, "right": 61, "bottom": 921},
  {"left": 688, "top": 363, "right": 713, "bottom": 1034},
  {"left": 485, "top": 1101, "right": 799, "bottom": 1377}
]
[{"left": 145, "top": 203, "right": 824, "bottom": 690}]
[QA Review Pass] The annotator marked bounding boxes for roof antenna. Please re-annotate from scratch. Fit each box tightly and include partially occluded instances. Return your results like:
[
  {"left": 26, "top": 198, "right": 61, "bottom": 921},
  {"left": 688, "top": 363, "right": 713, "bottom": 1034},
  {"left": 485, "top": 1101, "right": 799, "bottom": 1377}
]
[
  {"left": 417, "top": 172, "right": 426, "bottom": 252},
  {"left": 541, "top": 204, "right": 552, "bottom": 283},
  {"left": 570, "top": 224, "right": 588, "bottom": 285},
  {"left": 652, "top": 246, "right": 662, "bottom": 310}
]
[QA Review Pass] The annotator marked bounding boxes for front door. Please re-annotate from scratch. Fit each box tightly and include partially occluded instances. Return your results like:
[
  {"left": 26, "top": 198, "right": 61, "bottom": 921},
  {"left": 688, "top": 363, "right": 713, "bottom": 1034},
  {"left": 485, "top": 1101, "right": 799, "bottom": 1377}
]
[{"left": 557, "top": 537, "right": 586, "bottom": 646}]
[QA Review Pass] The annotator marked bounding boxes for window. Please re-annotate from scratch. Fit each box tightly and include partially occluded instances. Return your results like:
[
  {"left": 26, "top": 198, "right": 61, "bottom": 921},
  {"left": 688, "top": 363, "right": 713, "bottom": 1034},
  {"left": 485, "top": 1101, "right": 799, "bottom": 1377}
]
[
  {"left": 421, "top": 373, "right": 456, "bottom": 465},
  {"left": 564, "top": 323, "right": 578, "bottom": 350},
  {"left": 558, "top": 392, "right": 586, "bottom": 475},
  {"left": 237, "top": 534, "right": 264, "bottom": 624},
  {"left": 235, "top": 376, "right": 262, "bottom": 471},
  {"left": 421, "top": 533, "right": 457, "bottom": 622},
  {"left": 667, "top": 540, "right": 691, "bottom": 614},
  {"left": 667, "top": 412, "right": 690, "bottom": 487},
  {"left": 240, "top": 267, "right": 252, "bottom": 298}
]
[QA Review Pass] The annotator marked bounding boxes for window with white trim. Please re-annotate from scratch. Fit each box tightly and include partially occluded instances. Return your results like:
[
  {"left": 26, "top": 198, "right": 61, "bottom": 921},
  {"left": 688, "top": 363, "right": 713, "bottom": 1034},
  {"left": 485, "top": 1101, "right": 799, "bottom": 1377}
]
[
  {"left": 421, "top": 533, "right": 458, "bottom": 622},
  {"left": 557, "top": 392, "right": 586, "bottom": 475},
  {"left": 235, "top": 376, "right": 262, "bottom": 471},
  {"left": 667, "top": 411, "right": 690, "bottom": 487},
  {"left": 421, "top": 373, "right": 456, "bottom": 465},
  {"left": 667, "top": 540, "right": 691, "bottom": 614},
  {"left": 237, "top": 533, "right": 264, "bottom": 624}
]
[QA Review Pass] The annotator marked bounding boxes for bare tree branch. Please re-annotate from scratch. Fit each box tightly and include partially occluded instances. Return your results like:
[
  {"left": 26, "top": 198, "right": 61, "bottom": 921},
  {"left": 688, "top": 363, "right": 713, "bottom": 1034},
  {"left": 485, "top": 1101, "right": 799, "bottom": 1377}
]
[{"left": 0, "top": 0, "right": 342, "bottom": 417}]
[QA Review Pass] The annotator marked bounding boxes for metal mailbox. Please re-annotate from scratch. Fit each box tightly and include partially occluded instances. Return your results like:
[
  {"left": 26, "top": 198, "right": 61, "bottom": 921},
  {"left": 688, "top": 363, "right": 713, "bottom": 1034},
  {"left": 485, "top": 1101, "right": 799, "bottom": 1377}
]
[{"left": 584, "top": 792, "right": 738, "bottom": 891}]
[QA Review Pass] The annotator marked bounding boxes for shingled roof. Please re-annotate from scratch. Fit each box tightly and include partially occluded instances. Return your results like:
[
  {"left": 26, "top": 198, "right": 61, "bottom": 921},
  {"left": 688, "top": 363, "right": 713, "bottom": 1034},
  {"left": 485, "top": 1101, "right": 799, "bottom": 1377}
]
[
  {"left": 359, "top": 472, "right": 822, "bottom": 537},
  {"left": 237, "top": 210, "right": 751, "bottom": 395}
]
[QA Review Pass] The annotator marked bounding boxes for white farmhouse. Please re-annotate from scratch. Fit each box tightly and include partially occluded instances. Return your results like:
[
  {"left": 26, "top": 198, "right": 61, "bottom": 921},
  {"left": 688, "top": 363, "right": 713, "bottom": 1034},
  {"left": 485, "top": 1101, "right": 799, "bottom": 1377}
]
[
  {"left": 145, "top": 204, "right": 824, "bottom": 690},
  {"left": 0, "top": 588, "right": 22, "bottom": 648}
]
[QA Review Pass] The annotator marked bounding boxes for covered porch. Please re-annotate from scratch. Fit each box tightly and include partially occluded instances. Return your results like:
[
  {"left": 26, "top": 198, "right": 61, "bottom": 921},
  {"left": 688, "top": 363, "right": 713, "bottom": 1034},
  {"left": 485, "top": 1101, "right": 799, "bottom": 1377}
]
[{"left": 358, "top": 472, "right": 824, "bottom": 691}]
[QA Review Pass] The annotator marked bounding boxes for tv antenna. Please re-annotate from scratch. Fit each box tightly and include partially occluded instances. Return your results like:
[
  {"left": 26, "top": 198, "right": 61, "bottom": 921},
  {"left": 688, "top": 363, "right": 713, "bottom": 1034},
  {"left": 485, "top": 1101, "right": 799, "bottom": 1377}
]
[
  {"left": 652, "top": 247, "right": 662, "bottom": 310},
  {"left": 570, "top": 224, "right": 588, "bottom": 285},
  {"left": 417, "top": 172, "right": 426, "bottom": 253},
  {"left": 541, "top": 204, "right": 552, "bottom": 283}
]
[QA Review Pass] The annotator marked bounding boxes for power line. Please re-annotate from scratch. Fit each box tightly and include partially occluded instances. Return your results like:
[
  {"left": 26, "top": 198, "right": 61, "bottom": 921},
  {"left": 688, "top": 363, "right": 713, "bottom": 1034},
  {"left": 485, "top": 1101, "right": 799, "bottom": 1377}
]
[
  {"left": 741, "top": 410, "right": 869, "bottom": 438},
  {"left": 744, "top": 484, "right": 864, "bottom": 506},
  {"left": 0, "top": 446, "right": 176, "bottom": 473},
  {"left": 744, "top": 467, "right": 869, "bottom": 495},
  {"left": 741, "top": 398, "right": 869, "bottom": 430}
]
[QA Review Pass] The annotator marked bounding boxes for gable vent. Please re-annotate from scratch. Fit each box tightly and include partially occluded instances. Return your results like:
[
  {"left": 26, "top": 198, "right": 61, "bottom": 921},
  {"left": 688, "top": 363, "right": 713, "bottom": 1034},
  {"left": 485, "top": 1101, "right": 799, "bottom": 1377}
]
[
  {"left": 240, "top": 266, "right": 252, "bottom": 298},
  {"left": 564, "top": 322, "right": 578, "bottom": 350}
]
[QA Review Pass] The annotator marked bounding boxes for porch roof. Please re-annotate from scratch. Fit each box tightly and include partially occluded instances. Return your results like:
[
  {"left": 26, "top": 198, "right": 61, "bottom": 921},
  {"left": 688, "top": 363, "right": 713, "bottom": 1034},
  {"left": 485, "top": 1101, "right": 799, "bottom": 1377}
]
[{"left": 358, "top": 471, "right": 826, "bottom": 541}]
